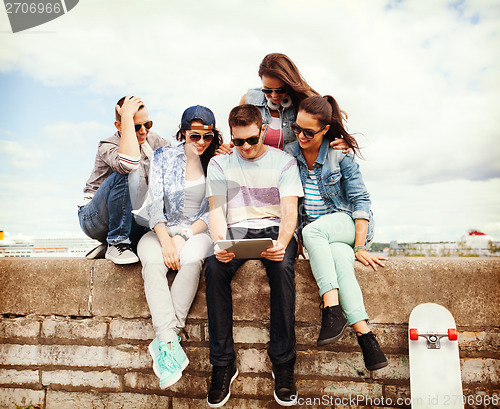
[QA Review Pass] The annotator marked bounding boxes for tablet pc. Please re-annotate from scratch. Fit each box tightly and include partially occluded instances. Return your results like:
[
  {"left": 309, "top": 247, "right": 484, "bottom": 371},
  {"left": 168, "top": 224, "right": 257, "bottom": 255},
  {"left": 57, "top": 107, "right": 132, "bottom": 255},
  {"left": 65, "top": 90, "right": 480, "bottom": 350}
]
[{"left": 216, "top": 238, "right": 274, "bottom": 259}]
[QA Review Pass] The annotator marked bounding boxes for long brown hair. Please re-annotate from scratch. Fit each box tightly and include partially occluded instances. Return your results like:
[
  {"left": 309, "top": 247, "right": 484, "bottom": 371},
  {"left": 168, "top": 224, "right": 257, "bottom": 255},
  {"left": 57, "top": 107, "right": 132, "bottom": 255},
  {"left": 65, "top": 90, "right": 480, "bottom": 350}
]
[
  {"left": 299, "top": 95, "right": 361, "bottom": 158},
  {"left": 258, "top": 53, "right": 319, "bottom": 113}
]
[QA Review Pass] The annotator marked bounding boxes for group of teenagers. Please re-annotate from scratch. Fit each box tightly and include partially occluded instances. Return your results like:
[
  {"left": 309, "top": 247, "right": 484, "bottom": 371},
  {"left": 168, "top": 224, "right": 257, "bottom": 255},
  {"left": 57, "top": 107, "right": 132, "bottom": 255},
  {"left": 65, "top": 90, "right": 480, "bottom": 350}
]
[{"left": 78, "top": 53, "right": 388, "bottom": 407}]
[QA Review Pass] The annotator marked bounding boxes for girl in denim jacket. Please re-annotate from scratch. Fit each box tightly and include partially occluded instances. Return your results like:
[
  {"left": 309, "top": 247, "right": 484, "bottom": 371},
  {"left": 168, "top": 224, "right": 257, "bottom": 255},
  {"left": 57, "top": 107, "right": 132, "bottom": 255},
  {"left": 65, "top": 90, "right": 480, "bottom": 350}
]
[
  {"left": 137, "top": 106, "right": 222, "bottom": 389},
  {"left": 286, "top": 95, "right": 388, "bottom": 371}
]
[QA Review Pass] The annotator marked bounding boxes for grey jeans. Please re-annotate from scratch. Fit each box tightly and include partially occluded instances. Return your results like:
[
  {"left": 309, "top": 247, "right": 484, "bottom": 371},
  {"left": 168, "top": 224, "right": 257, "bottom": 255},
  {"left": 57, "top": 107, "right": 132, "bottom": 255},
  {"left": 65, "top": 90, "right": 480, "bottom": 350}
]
[{"left": 137, "top": 228, "right": 212, "bottom": 341}]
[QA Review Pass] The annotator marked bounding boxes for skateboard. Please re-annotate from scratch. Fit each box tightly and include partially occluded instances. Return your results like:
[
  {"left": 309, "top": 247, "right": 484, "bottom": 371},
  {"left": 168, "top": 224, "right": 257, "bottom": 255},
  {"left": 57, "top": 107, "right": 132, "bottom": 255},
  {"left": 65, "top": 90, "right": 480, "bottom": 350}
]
[{"left": 408, "top": 303, "right": 464, "bottom": 409}]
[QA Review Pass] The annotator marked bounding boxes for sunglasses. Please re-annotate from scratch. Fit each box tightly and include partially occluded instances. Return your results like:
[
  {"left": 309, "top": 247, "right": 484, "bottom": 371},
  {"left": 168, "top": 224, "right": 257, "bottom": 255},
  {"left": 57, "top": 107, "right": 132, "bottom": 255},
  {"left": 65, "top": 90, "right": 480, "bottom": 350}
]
[
  {"left": 187, "top": 132, "right": 214, "bottom": 143},
  {"left": 134, "top": 120, "right": 153, "bottom": 133},
  {"left": 261, "top": 87, "right": 287, "bottom": 95},
  {"left": 291, "top": 122, "right": 327, "bottom": 140},
  {"left": 231, "top": 136, "right": 260, "bottom": 146}
]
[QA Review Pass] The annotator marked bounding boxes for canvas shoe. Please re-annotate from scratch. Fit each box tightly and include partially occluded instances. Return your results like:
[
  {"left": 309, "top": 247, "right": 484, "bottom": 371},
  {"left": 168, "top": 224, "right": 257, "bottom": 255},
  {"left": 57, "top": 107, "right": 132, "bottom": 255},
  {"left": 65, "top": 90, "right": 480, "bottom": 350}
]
[
  {"left": 105, "top": 243, "right": 139, "bottom": 264},
  {"left": 148, "top": 336, "right": 189, "bottom": 389},
  {"left": 207, "top": 362, "right": 238, "bottom": 408},
  {"left": 317, "top": 302, "right": 348, "bottom": 346},
  {"left": 85, "top": 243, "right": 107, "bottom": 259},
  {"left": 272, "top": 357, "right": 298, "bottom": 406},
  {"left": 356, "top": 331, "right": 388, "bottom": 371}
]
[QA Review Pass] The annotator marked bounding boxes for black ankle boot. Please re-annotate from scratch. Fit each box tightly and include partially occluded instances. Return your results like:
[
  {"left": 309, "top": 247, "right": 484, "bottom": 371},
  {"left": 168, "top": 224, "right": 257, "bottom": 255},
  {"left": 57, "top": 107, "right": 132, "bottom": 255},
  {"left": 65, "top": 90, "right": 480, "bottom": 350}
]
[
  {"left": 356, "top": 331, "right": 388, "bottom": 371},
  {"left": 317, "top": 302, "right": 348, "bottom": 346}
]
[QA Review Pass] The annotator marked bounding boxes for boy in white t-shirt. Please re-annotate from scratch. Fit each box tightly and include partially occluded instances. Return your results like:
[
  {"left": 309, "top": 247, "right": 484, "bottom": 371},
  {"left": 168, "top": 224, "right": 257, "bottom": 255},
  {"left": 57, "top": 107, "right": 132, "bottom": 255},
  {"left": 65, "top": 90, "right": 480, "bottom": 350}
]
[{"left": 204, "top": 104, "right": 303, "bottom": 407}]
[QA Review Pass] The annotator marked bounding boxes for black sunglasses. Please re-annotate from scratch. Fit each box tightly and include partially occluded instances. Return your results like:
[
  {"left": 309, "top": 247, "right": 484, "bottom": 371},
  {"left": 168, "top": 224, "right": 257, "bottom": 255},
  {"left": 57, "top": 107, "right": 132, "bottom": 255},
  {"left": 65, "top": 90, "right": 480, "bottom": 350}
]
[
  {"left": 187, "top": 132, "right": 214, "bottom": 143},
  {"left": 291, "top": 122, "right": 327, "bottom": 140},
  {"left": 261, "top": 87, "right": 287, "bottom": 95},
  {"left": 231, "top": 136, "right": 260, "bottom": 146},
  {"left": 134, "top": 120, "right": 153, "bottom": 133}
]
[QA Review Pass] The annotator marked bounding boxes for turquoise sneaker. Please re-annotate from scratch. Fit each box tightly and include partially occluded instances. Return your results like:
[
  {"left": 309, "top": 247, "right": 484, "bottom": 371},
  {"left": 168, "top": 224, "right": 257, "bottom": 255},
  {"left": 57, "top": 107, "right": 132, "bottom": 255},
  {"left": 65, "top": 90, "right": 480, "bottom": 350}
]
[{"left": 148, "top": 336, "right": 189, "bottom": 388}]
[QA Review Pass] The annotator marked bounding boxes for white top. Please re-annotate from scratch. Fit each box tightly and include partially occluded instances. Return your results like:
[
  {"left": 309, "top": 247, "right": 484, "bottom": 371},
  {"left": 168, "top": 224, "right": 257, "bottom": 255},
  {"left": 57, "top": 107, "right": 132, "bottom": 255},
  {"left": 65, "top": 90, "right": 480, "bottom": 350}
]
[{"left": 183, "top": 175, "right": 206, "bottom": 217}]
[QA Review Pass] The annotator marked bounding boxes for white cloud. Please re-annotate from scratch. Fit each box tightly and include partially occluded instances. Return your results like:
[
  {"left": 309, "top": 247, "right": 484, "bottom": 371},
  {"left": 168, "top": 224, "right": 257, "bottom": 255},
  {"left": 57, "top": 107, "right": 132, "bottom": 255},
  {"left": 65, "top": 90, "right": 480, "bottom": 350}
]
[{"left": 0, "top": 0, "right": 499, "bottom": 240}]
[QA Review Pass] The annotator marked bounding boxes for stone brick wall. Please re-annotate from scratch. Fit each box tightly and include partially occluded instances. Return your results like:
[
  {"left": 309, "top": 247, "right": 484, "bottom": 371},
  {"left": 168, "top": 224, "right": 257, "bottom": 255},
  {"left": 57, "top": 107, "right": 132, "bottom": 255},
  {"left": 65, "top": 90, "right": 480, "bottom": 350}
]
[{"left": 0, "top": 258, "right": 499, "bottom": 408}]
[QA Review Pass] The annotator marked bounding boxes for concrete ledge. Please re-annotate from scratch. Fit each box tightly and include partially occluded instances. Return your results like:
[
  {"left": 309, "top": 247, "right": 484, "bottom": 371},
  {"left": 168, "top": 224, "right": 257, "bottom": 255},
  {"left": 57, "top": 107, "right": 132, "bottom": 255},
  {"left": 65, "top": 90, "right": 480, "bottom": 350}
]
[
  {"left": 1, "top": 257, "right": 499, "bottom": 327},
  {"left": 0, "top": 257, "right": 499, "bottom": 408}
]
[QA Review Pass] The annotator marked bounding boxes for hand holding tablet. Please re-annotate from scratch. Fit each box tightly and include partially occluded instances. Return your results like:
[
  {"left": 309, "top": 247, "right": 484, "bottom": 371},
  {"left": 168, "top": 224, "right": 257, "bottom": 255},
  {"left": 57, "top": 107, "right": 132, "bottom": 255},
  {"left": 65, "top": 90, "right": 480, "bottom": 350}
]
[{"left": 216, "top": 238, "right": 274, "bottom": 259}]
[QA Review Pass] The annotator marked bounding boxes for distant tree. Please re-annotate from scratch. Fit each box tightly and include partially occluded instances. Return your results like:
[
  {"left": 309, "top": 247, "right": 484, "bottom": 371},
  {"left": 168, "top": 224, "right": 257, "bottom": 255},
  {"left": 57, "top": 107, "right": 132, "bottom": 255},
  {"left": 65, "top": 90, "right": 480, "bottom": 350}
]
[{"left": 488, "top": 240, "right": 500, "bottom": 254}]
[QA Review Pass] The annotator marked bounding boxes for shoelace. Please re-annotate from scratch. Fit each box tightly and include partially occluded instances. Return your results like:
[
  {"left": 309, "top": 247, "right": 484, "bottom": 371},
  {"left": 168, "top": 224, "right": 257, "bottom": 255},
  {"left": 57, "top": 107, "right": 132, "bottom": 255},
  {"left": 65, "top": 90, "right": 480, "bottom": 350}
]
[
  {"left": 356, "top": 331, "right": 377, "bottom": 347},
  {"left": 274, "top": 362, "right": 294, "bottom": 390},
  {"left": 158, "top": 343, "right": 182, "bottom": 372},
  {"left": 114, "top": 243, "right": 132, "bottom": 254},
  {"left": 320, "top": 302, "right": 342, "bottom": 327},
  {"left": 210, "top": 365, "right": 230, "bottom": 391}
]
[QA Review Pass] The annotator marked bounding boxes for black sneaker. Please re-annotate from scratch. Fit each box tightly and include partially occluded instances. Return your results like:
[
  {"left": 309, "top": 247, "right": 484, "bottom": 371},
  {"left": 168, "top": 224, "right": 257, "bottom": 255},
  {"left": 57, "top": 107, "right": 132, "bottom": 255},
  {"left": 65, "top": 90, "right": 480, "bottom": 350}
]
[
  {"left": 356, "top": 331, "right": 388, "bottom": 371},
  {"left": 207, "top": 362, "right": 238, "bottom": 408},
  {"left": 317, "top": 302, "right": 348, "bottom": 346},
  {"left": 272, "top": 357, "right": 298, "bottom": 406},
  {"left": 105, "top": 243, "right": 139, "bottom": 265}
]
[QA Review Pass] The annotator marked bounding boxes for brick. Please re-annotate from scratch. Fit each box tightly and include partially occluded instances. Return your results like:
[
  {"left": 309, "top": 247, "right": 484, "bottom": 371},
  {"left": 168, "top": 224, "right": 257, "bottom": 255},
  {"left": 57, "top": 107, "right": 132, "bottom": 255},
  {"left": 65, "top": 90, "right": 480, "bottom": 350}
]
[
  {"left": 459, "top": 331, "right": 500, "bottom": 353},
  {"left": 461, "top": 358, "right": 500, "bottom": 384},
  {"left": 296, "top": 379, "right": 383, "bottom": 399},
  {"left": 125, "top": 367, "right": 272, "bottom": 397},
  {"left": 45, "top": 390, "right": 171, "bottom": 409},
  {"left": 371, "top": 354, "right": 409, "bottom": 381},
  {"left": 109, "top": 344, "right": 150, "bottom": 369},
  {"left": 42, "top": 317, "right": 107, "bottom": 341},
  {"left": 123, "top": 371, "right": 208, "bottom": 396},
  {"left": 296, "top": 350, "right": 370, "bottom": 379},
  {"left": 0, "top": 369, "right": 39, "bottom": 386},
  {"left": 231, "top": 375, "right": 273, "bottom": 397},
  {"left": 42, "top": 370, "right": 120, "bottom": 389},
  {"left": 109, "top": 318, "right": 154, "bottom": 341},
  {"left": 0, "top": 344, "right": 150, "bottom": 369},
  {"left": 237, "top": 348, "right": 270, "bottom": 373},
  {"left": 234, "top": 325, "right": 270, "bottom": 344},
  {"left": 0, "top": 387, "right": 44, "bottom": 408},
  {"left": 123, "top": 371, "right": 158, "bottom": 392},
  {"left": 0, "top": 317, "right": 40, "bottom": 340},
  {"left": 296, "top": 262, "right": 323, "bottom": 324},
  {"left": 384, "top": 385, "right": 411, "bottom": 407},
  {"left": 183, "top": 322, "right": 203, "bottom": 342},
  {"left": 0, "top": 258, "right": 91, "bottom": 316},
  {"left": 0, "top": 344, "right": 41, "bottom": 366},
  {"left": 461, "top": 389, "right": 500, "bottom": 408},
  {"left": 182, "top": 346, "right": 211, "bottom": 373},
  {"left": 172, "top": 397, "right": 278, "bottom": 408},
  {"left": 91, "top": 260, "right": 150, "bottom": 318}
]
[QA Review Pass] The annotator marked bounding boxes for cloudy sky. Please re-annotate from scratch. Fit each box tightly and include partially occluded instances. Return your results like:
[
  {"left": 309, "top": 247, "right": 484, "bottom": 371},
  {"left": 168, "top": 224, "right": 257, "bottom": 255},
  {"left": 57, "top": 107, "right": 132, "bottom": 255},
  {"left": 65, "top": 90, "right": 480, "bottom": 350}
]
[{"left": 0, "top": 0, "right": 499, "bottom": 243}]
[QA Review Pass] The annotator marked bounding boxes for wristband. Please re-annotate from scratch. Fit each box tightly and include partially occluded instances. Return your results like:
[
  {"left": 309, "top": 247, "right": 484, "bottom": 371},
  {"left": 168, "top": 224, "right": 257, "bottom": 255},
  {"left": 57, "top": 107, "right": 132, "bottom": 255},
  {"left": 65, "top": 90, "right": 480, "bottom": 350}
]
[
  {"left": 354, "top": 245, "right": 366, "bottom": 253},
  {"left": 175, "top": 231, "right": 189, "bottom": 242},
  {"left": 184, "top": 228, "right": 194, "bottom": 239}
]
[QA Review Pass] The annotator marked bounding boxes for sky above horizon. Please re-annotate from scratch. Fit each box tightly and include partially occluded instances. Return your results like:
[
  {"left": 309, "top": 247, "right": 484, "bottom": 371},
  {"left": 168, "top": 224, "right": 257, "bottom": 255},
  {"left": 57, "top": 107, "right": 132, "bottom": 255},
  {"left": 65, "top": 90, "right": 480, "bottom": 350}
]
[{"left": 0, "top": 0, "right": 499, "bottom": 243}]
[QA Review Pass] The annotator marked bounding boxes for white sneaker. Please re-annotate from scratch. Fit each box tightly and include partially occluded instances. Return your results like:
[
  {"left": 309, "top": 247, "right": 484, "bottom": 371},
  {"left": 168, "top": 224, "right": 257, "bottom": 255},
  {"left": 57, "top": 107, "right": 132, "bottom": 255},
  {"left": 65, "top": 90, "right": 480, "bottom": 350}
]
[{"left": 105, "top": 243, "right": 139, "bottom": 264}]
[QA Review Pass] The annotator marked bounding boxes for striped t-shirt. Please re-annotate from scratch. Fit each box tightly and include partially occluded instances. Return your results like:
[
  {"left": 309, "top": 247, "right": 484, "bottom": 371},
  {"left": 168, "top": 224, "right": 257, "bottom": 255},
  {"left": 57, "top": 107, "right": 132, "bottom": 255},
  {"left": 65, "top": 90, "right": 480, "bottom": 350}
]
[
  {"left": 206, "top": 146, "right": 303, "bottom": 229},
  {"left": 304, "top": 170, "right": 330, "bottom": 220}
]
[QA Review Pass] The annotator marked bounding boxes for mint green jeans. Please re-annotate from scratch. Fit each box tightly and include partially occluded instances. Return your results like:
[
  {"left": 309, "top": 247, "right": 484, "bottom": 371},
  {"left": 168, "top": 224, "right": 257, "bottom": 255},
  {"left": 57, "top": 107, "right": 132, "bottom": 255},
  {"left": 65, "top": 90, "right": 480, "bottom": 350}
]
[{"left": 302, "top": 212, "right": 369, "bottom": 325}]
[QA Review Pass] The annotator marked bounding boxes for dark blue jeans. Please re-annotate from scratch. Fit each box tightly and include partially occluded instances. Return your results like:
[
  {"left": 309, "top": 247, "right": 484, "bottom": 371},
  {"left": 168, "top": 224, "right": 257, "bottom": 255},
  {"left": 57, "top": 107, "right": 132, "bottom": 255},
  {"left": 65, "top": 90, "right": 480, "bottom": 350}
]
[
  {"left": 205, "top": 225, "right": 297, "bottom": 366},
  {"left": 78, "top": 172, "right": 147, "bottom": 246}
]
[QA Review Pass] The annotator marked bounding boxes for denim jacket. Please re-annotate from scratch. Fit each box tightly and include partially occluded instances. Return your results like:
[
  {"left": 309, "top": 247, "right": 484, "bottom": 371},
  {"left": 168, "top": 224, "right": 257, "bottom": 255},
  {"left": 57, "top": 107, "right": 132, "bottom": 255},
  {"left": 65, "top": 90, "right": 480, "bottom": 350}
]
[
  {"left": 285, "top": 138, "right": 374, "bottom": 243},
  {"left": 246, "top": 88, "right": 296, "bottom": 147},
  {"left": 147, "top": 143, "right": 209, "bottom": 230}
]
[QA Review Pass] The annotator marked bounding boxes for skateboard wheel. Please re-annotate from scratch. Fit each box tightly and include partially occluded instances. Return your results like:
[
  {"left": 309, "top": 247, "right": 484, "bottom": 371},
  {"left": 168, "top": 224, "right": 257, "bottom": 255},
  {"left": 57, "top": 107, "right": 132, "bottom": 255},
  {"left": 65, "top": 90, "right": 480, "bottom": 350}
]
[
  {"left": 409, "top": 328, "right": 419, "bottom": 340},
  {"left": 448, "top": 328, "right": 458, "bottom": 341}
]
